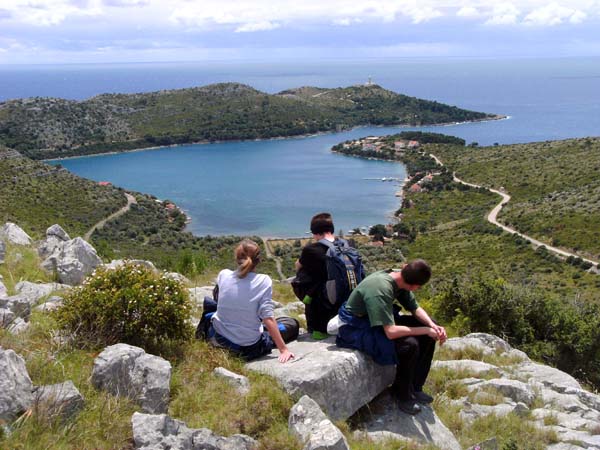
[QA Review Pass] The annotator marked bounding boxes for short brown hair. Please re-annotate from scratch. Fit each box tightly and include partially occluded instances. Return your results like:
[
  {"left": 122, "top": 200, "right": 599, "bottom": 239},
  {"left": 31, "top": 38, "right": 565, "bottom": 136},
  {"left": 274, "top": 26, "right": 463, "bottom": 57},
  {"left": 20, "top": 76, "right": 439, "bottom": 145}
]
[
  {"left": 310, "top": 212, "right": 334, "bottom": 235},
  {"left": 401, "top": 259, "right": 431, "bottom": 286}
]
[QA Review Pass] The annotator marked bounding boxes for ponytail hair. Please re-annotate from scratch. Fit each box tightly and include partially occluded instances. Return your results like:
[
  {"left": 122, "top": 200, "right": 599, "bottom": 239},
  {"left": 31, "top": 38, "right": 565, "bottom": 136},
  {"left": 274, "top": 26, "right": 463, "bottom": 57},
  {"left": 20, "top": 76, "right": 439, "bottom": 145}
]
[{"left": 235, "top": 239, "right": 261, "bottom": 278}]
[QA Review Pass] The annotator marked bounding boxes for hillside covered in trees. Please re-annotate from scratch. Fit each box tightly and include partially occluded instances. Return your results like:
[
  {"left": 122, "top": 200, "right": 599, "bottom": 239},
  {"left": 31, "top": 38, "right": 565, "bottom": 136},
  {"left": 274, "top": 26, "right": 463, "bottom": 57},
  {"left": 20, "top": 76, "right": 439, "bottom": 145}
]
[{"left": 0, "top": 83, "right": 498, "bottom": 159}]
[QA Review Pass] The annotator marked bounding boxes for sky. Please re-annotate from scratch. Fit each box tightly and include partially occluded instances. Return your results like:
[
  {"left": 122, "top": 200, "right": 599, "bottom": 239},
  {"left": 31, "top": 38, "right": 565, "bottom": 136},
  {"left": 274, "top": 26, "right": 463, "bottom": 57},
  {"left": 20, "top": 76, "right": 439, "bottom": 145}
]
[{"left": 1, "top": 0, "right": 600, "bottom": 64}]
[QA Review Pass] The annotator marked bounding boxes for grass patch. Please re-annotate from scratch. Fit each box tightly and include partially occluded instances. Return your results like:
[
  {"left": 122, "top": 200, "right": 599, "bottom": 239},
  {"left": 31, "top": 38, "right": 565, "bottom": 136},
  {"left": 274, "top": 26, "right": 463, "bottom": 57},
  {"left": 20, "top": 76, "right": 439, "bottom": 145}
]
[{"left": 0, "top": 244, "right": 54, "bottom": 294}]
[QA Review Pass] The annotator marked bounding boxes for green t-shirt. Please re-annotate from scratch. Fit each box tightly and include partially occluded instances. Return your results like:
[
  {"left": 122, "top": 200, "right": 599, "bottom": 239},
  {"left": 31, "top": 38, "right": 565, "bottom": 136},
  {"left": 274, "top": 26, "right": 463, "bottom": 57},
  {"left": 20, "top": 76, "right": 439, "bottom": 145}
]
[{"left": 345, "top": 270, "right": 419, "bottom": 327}]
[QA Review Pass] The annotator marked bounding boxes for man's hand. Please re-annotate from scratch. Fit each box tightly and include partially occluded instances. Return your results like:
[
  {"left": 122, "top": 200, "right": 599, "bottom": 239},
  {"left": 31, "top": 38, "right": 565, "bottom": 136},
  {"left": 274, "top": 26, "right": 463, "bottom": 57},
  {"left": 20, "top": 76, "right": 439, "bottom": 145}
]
[
  {"left": 278, "top": 349, "right": 295, "bottom": 363},
  {"left": 432, "top": 324, "right": 447, "bottom": 344}
]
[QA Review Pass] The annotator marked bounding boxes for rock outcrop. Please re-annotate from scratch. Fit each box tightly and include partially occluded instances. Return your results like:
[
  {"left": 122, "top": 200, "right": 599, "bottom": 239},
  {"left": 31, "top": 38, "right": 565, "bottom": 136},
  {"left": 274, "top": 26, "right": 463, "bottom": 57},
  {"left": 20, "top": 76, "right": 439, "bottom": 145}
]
[
  {"left": 213, "top": 367, "right": 250, "bottom": 396},
  {"left": 0, "top": 223, "right": 32, "bottom": 246},
  {"left": 131, "top": 412, "right": 258, "bottom": 450},
  {"left": 432, "top": 333, "right": 600, "bottom": 449},
  {"left": 289, "top": 395, "right": 349, "bottom": 450},
  {"left": 0, "top": 240, "right": 5, "bottom": 264},
  {"left": 42, "top": 237, "right": 102, "bottom": 285},
  {"left": 0, "top": 348, "right": 34, "bottom": 422},
  {"left": 354, "top": 391, "right": 461, "bottom": 450},
  {"left": 92, "top": 343, "right": 171, "bottom": 414},
  {"left": 246, "top": 335, "right": 396, "bottom": 421},
  {"left": 37, "top": 224, "right": 71, "bottom": 259},
  {"left": 34, "top": 380, "right": 84, "bottom": 420}
]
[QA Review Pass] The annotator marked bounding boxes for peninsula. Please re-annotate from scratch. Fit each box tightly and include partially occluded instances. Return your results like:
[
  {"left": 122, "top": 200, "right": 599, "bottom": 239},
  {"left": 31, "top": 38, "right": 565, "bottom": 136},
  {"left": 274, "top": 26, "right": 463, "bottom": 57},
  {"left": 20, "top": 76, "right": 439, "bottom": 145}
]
[{"left": 0, "top": 82, "right": 500, "bottom": 160}]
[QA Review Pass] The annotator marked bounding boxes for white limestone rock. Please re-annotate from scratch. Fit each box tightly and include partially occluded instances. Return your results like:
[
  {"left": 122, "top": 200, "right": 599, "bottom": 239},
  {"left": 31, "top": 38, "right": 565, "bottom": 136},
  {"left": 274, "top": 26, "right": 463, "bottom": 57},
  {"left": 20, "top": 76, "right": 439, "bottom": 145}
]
[
  {"left": 289, "top": 395, "right": 349, "bottom": 450},
  {"left": 37, "top": 224, "right": 71, "bottom": 259},
  {"left": 15, "top": 281, "right": 66, "bottom": 304},
  {"left": 42, "top": 237, "right": 102, "bottom": 285},
  {"left": 92, "top": 343, "right": 171, "bottom": 414},
  {"left": 0, "top": 280, "right": 8, "bottom": 299},
  {"left": 0, "top": 307, "right": 16, "bottom": 328},
  {"left": 46, "top": 224, "right": 70, "bottom": 241},
  {"left": 34, "top": 380, "right": 84, "bottom": 420},
  {"left": 432, "top": 359, "right": 502, "bottom": 377},
  {"left": 104, "top": 259, "right": 158, "bottom": 272},
  {"left": 0, "top": 295, "right": 32, "bottom": 319},
  {"left": 7, "top": 317, "right": 29, "bottom": 334},
  {"left": 131, "top": 412, "right": 258, "bottom": 450},
  {"left": 0, "top": 223, "right": 32, "bottom": 246},
  {"left": 0, "top": 348, "right": 34, "bottom": 422},
  {"left": 517, "top": 361, "right": 581, "bottom": 391},
  {"left": 213, "top": 367, "right": 250, "bottom": 396},
  {"left": 0, "top": 240, "right": 5, "bottom": 264},
  {"left": 466, "top": 378, "right": 535, "bottom": 406},
  {"left": 356, "top": 391, "right": 461, "bottom": 450},
  {"left": 274, "top": 301, "right": 305, "bottom": 317},
  {"left": 246, "top": 335, "right": 395, "bottom": 421},
  {"left": 188, "top": 286, "right": 215, "bottom": 307},
  {"left": 163, "top": 272, "right": 190, "bottom": 284}
]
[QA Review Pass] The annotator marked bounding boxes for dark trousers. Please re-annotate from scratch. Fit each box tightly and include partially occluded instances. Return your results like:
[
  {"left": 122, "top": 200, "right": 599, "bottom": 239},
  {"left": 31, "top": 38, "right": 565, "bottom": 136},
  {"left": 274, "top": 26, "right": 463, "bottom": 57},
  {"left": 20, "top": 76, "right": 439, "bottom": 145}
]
[
  {"left": 305, "top": 295, "right": 337, "bottom": 334},
  {"left": 392, "top": 315, "right": 436, "bottom": 400}
]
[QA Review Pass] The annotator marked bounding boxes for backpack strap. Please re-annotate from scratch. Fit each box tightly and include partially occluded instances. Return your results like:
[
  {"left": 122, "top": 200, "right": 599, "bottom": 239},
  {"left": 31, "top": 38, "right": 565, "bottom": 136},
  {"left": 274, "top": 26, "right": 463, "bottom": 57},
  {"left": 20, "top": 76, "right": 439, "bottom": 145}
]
[{"left": 318, "top": 238, "right": 348, "bottom": 249}]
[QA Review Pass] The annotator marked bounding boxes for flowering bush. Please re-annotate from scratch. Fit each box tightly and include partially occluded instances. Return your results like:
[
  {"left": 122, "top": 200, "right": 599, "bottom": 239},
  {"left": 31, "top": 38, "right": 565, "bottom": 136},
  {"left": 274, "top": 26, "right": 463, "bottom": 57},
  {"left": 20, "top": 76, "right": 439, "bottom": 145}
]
[{"left": 54, "top": 262, "right": 193, "bottom": 350}]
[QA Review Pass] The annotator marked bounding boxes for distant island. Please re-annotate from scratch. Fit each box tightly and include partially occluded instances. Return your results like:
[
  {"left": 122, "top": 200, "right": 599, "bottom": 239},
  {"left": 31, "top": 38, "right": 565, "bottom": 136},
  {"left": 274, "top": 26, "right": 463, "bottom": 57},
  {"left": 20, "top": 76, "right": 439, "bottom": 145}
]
[{"left": 0, "top": 82, "right": 501, "bottom": 160}]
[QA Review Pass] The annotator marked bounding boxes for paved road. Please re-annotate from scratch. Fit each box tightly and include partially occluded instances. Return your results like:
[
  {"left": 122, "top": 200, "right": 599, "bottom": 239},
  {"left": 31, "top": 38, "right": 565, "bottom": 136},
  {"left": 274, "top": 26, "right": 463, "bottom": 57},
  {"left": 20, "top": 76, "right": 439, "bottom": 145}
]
[
  {"left": 429, "top": 153, "right": 599, "bottom": 266},
  {"left": 84, "top": 192, "right": 137, "bottom": 242}
]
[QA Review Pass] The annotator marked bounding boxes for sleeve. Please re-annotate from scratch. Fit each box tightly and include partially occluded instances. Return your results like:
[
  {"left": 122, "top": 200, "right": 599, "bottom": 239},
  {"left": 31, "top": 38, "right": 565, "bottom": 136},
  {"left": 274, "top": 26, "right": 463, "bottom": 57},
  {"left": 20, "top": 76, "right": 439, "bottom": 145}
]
[
  {"left": 398, "top": 291, "right": 419, "bottom": 312},
  {"left": 257, "top": 276, "right": 275, "bottom": 320},
  {"left": 298, "top": 245, "right": 318, "bottom": 268},
  {"left": 365, "top": 295, "right": 395, "bottom": 327}
]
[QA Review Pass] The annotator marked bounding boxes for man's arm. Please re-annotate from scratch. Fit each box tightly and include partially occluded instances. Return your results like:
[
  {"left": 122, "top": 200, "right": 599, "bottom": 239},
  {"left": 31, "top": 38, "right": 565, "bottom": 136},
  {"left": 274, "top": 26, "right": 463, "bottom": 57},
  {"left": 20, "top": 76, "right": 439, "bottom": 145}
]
[
  {"left": 263, "top": 317, "right": 295, "bottom": 363},
  {"left": 295, "top": 260, "right": 302, "bottom": 271},
  {"left": 383, "top": 323, "right": 438, "bottom": 340},
  {"left": 412, "top": 307, "right": 447, "bottom": 343}
]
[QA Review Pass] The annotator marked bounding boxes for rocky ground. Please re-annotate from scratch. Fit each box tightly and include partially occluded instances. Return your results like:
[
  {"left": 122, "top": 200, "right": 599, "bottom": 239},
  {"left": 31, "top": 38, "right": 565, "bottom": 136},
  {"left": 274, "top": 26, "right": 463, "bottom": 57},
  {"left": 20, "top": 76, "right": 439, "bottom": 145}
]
[{"left": 2, "top": 221, "right": 600, "bottom": 449}]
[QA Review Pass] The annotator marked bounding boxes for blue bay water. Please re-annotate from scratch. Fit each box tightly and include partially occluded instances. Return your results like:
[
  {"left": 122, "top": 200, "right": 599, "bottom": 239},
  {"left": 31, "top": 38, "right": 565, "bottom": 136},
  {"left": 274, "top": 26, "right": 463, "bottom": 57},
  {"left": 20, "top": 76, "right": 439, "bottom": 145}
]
[{"left": 3, "top": 57, "right": 599, "bottom": 236}]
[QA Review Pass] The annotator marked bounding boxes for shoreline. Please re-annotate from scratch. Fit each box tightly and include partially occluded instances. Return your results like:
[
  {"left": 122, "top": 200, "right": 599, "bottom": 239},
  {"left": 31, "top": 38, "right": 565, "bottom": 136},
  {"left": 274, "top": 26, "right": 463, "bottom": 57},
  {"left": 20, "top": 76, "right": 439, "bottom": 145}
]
[{"left": 42, "top": 114, "right": 508, "bottom": 162}]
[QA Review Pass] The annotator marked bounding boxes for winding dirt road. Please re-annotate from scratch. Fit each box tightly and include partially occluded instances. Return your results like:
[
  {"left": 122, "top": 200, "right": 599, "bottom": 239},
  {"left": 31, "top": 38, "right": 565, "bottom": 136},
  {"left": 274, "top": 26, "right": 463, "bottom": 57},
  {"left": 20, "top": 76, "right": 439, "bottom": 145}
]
[
  {"left": 261, "top": 237, "right": 286, "bottom": 281},
  {"left": 429, "top": 153, "right": 599, "bottom": 266},
  {"left": 84, "top": 192, "right": 137, "bottom": 242}
]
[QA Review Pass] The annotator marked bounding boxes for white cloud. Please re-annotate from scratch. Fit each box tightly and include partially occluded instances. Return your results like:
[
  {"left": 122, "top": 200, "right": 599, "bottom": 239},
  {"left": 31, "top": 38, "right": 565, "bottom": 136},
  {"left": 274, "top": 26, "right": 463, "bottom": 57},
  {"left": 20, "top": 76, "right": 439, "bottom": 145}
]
[
  {"left": 235, "top": 21, "right": 280, "bottom": 32},
  {"left": 1, "top": 0, "right": 103, "bottom": 26},
  {"left": 524, "top": 3, "right": 587, "bottom": 26},
  {"left": 485, "top": 2, "right": 521, "bottom": 25},
  {"left": 457, "top": 6, "right": 480, "bottom": 18}
]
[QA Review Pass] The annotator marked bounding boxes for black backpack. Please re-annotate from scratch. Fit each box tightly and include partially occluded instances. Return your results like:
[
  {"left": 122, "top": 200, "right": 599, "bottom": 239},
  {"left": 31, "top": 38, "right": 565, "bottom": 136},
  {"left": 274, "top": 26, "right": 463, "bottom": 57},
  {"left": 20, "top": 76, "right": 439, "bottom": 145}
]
[{"left": 318, "top": 238, "right": 365, "bottom": 306}]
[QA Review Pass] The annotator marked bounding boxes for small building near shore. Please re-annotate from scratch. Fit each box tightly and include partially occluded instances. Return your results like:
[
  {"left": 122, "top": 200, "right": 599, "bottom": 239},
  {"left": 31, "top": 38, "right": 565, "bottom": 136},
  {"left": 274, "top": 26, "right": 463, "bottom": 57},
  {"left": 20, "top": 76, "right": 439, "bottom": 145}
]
[{"left": 98, "top": 181, "right": 111, "bottom": 186}]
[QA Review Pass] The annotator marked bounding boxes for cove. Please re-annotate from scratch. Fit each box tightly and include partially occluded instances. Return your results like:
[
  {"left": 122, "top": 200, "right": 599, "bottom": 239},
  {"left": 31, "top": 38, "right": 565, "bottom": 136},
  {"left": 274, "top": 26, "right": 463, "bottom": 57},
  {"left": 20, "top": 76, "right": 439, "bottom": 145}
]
[{"left": 52, "top": 126, "right": 412, "bottom": 237}]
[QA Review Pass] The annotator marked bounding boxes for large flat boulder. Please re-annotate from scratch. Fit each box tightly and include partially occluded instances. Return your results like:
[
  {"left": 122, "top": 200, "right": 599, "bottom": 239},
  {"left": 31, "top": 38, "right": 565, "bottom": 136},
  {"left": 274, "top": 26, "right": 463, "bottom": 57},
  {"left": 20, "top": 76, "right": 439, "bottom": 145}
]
[
  {"left": 131, "top": 412, "right": 258, "bottom": 450},
  {"left": 246, "top": 336, "right": 395, "bottom": 421},
  {"left": 92, "top": 343, "right": 171, "bottom": 414},
  {"left": 0, "top": 223, "right": 32, "bottom": 246},
  {"left": 0, "top": 348, "right": 34, "bottom": 422}
]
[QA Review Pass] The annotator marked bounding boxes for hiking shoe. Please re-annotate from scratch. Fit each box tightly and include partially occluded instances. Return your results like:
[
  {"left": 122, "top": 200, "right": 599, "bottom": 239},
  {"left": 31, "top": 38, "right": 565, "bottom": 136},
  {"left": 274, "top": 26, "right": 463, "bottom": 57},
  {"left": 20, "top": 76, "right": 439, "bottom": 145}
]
[
  {"left": 397, "top": 400, "right": 421, "bottom": 415},
  {"left": 311, "top": 330, "right": 329, "bottom": 340},
  {"left": 413, "top": 391, "right": 434, "bottom": 404}
]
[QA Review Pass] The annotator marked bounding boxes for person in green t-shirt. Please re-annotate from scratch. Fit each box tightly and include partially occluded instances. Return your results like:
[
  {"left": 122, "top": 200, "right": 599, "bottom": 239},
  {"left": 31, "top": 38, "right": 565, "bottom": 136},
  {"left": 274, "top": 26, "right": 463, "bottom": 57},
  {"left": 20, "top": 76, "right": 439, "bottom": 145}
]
[{"left": 336, "top": 259, "right": 446, "bottom": 415}]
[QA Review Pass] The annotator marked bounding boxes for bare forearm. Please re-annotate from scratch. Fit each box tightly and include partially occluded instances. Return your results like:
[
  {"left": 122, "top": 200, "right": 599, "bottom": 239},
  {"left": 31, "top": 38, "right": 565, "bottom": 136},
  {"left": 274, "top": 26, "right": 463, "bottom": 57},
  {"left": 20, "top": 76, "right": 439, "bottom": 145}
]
[
  {"left": 413, "top": 307, "right": 435, "bottom": 327},
  {"left": 263, "top": 317, "right": 288, "bottom": 353},
  {"left": 383, "top": 324, "right": 434, "bottom": 340}
]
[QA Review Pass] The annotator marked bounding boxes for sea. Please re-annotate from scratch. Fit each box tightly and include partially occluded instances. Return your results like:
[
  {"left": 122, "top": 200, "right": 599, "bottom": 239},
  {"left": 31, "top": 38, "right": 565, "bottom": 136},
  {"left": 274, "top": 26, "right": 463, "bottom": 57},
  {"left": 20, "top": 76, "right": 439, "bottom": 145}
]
[{"left": 1, "top": 57, "right": 599, "bottom": 237}]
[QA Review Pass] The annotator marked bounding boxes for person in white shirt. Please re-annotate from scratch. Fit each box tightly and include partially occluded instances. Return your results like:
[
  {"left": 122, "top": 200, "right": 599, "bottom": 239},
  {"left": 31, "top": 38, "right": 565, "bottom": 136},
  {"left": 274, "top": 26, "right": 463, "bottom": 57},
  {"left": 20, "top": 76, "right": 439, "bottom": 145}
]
[{"left": 209, "top": 239, "right": 295, "bottom": 363}]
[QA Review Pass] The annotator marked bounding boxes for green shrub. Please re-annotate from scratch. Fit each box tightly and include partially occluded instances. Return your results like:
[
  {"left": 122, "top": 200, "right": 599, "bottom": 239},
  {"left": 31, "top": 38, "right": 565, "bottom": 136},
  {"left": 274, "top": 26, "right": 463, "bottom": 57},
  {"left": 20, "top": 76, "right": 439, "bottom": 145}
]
[{"left": 54, "top": 263, "right": 193, "bottom": 351}]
